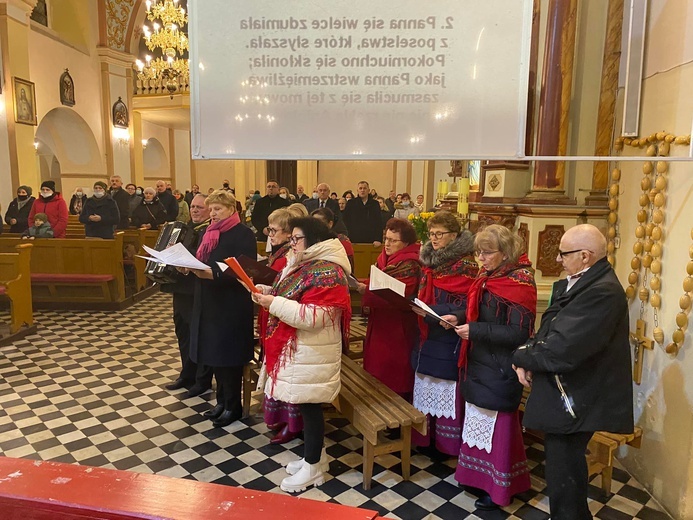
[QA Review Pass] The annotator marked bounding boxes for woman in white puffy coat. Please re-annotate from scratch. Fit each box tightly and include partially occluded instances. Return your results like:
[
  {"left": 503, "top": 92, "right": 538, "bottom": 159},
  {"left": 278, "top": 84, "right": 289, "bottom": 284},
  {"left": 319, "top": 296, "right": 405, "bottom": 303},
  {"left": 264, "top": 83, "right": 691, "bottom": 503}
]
[{"left": 254, "top": 217, "right": 351, "bottom": 493}]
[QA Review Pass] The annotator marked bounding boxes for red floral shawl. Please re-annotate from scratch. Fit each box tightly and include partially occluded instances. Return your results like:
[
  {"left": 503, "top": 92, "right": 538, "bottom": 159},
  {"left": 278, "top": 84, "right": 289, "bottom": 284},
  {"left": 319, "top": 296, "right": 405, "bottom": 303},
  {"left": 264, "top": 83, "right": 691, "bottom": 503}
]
[
  {"left": 374, "top": 242, "right": 421, "bottom": 293},
  {"left": 458, "top": 254, "right": 537, "bottom": 369},
  {"left": 264, "top": 259, "right": 351, "bottom": 386},
  {"left": 258, "top": 242, "right": 291, "bottom": 346}
]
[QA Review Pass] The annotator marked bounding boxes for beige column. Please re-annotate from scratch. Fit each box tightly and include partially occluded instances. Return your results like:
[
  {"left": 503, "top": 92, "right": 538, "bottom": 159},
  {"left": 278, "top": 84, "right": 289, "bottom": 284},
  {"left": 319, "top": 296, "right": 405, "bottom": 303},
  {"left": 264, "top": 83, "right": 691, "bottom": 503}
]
[
  {"left": 0, "top": 0, "right": 40, "bottom": 192},
  {"left": 131, "top": 111, "right": 145, "bottom": 187},
  {"left": 297, "top": 160, "right": 318, "bottom": 192},
  {"left": 422, "top": 161, "right": 436, "bottom": 210}
]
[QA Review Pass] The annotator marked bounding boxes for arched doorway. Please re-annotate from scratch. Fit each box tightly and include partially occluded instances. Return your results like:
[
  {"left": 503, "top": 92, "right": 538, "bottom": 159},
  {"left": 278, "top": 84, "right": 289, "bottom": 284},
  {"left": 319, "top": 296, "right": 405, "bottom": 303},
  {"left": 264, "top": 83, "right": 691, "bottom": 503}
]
[{"left": 142, "top": 138, "right": 169, "bottom": 184}]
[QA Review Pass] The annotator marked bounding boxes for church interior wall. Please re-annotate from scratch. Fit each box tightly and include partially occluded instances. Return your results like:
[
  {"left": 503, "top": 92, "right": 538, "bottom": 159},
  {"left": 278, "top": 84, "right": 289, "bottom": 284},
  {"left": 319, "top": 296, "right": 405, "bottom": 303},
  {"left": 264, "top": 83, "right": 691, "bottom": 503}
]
[
  {"left": 612, "top": 3, "right": 693, "bottom": 513},
  {"left": 192, "top": 159, "right": 235, "bottom": 193},
  {"left": 173, "top": 129, "right": 192, "bottom": 192},
  {"left": 317, "top": 160, "right": 395, "bottom": 197},
  {"left": 141, "top": 120, "right": 170, "bottom": 185}
]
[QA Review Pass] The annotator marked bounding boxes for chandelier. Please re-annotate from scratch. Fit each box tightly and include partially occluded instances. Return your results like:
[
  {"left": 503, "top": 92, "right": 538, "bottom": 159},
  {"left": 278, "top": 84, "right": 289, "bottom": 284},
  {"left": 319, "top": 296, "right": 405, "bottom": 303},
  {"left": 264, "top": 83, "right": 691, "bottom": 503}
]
[{"left": 135, "top": 0, "right": 189, "bottom": 96}]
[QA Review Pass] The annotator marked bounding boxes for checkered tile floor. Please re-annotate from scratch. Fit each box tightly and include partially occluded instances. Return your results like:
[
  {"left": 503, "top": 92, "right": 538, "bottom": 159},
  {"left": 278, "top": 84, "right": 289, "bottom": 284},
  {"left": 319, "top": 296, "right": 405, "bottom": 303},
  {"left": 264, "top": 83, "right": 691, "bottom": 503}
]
[{"left": 0, "top": 293, "right": 671, "bottom": 519}]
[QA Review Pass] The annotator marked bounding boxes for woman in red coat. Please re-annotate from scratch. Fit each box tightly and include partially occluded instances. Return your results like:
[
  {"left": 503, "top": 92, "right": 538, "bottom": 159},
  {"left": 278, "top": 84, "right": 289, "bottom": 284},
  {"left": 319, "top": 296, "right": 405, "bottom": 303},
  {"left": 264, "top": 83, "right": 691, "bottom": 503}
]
[
  {"left": 29, "top": 180, "right": 69, "bottom": 238},
  {"left": 358, "top": 218, "right": 421, "bottom": 400}
]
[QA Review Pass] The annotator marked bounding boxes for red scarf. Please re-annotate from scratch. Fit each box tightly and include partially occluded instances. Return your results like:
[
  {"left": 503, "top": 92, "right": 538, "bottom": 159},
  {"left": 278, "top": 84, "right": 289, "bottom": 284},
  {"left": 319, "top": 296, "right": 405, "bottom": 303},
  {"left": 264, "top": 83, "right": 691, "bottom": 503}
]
[
  {"left": 267, "top": 242, "right": 291, "bottom": 269},
  {"left": 258, "top": 242, "right": 291, "bottom": 346},
  {"left": 375, "top": 243, "right": 421, "bottom": 295},
  {"left": 264, "top": 259, "right": 351, "bottom": 388},
  {"left": 458, "top": 254, "right": 537, "bottom": 369},
  {"left": 195, "top": 212, "right": 240, "bottom": 262}
]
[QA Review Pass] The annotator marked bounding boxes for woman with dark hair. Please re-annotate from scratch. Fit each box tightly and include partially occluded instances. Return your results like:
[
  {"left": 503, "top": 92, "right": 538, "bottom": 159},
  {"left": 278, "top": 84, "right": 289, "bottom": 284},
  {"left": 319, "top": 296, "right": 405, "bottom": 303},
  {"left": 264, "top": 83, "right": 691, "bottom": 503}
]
[
  {"left": 444, "top": 224, "right": 536, "bottom": 510},
  {"left": 254, "top": 217, "right": 351, "bottom": 493},
  {"left": 69, "top": 187, "right": 88, "bottom": 215},
  {"left": 330, "top": 192, "right": 338, "bottom": 200},
  {"left": 186, "top": 190, "right": 257, "bottom": 427},
  {"left": 310, "top": 207, "right": 354, "bottom": 272},
  {"left": 357, "top": 218, "right": 421, "bottom": 399},
  {"left": 411, "top": 210, "right": 479, "bottom": 457},
  {"left": 5, "top": 185, "right": 35, "bottom": 233},
  {"left": 342, "top": 190, "right": 354, "bottom": 200}
]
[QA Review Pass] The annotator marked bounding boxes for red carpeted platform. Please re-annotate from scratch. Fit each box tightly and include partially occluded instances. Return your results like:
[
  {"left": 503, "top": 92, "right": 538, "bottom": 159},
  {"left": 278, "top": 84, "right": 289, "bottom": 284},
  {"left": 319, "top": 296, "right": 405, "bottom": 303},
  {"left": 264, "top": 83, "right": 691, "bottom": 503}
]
[{"left": 0, "top": 457, "right": 380, "bottom": 520}]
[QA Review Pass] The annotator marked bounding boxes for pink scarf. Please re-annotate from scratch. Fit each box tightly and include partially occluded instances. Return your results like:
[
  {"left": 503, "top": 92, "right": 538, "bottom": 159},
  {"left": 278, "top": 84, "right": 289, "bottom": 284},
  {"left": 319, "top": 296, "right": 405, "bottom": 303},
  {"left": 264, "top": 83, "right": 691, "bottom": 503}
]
[{"left": 196, "top": 212, "right": 240, "bottom": 262}]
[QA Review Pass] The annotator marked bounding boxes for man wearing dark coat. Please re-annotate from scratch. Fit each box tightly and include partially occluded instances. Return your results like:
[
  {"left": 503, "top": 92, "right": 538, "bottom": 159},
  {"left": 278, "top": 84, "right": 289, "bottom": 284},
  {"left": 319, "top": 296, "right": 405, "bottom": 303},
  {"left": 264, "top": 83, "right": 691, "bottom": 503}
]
[
  {"left": 79, "top": 181, "right": 120, "bottom": 239},
  {"left": 343, "top": 181, "right": 383, "bottom": 245},
  {"left": 512, "top": 224, "right": 633, "bottom": 520},
  {"left": 162, "top": 193, "right": 213, "bottom": 398},
  {"left": 109, "top": 175, "right": 131, "bottom": 229},
  {"left": 156, "top": 180, "right": 179, "bottom": 221},
  {"left": 303, "top": 182, "right": 347, "bottom": 235},
  {"left": 294, "top": 184, "right": 309, "bottom": 203},
  {"left": 250, "top": 179, "right": 290, "bottom": 240}
]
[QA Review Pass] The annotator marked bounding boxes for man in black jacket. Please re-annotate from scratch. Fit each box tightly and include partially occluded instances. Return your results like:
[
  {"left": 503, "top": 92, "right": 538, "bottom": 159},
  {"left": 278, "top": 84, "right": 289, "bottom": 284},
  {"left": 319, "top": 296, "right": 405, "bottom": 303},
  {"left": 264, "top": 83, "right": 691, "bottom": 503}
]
[
  {"left": 156, "top": 180, "right": 179, "bottom": 221},
  {"left": 109, "top": 175, "right": 131, "bottom": 229},
  {"left": 294, "top": 184, "right": 309, "bottom": 203},
  {"left": 79, "top": 181, "right": 120, "bottom": 239},
  {"left": 512, "top": 224, "right": 633, "bottom": 520},
  {"left": 343, "top": 181, "right": 382, "bottom": 245},
  {"left": 250, "top": 179, "right": 290, "bottom": 240},
  {"left": 162, "top": 193, "right": 213, "bottom": 397}
]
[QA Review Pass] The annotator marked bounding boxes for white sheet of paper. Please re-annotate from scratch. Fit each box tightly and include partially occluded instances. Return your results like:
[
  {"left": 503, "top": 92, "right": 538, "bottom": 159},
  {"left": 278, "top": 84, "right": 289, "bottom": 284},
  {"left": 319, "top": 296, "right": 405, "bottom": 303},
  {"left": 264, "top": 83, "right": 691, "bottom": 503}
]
[
  {"left": 142, "top": 243, "right": 211, "bottom": 270},
  {"left": 413, "top": 298, "right": 456, "bottom": 327},
  {"left": 368, "top": 265, "right": 406, "bottom": 296},
  {"left": 216, "top": 261, "right": 229, "bottom": 272}
]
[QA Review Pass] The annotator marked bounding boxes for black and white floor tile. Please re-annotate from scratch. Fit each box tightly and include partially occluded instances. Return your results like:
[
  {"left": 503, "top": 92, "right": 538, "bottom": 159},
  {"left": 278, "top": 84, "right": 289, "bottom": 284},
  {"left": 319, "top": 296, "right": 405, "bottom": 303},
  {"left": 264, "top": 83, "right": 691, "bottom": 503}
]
[{"left": 0, "top": 293, "right": 671, "bottom": 519}]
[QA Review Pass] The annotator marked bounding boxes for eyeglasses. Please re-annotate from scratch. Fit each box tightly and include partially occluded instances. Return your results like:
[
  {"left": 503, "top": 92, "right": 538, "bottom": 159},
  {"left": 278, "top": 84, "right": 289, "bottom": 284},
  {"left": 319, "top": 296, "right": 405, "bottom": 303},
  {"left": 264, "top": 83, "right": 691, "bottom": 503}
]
[
  {"left": 264, "top": 227, "right": 280, "bottom": 236},
  {"left": 384, "top": 238, "right": 403, "bottom": 244},
  {"left": 289, "top": 235, "right": 305, "bottom": 245},
  {"left": 475, "top": 250, "right": 499, "bottom": 257},
  {"left": 427, "top": 231, "right": 453, "bottom": 240},
  {"left": 558, "top": 249, "right": 592, "bottom": 258}
]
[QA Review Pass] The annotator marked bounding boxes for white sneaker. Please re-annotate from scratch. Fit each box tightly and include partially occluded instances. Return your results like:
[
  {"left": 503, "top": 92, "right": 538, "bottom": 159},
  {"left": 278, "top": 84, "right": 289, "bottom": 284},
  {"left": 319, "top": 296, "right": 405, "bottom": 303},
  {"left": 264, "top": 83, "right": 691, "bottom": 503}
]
[
  {"left": 280, "top": 460, "right": 325, "bottom": 493},
  {"left": 285, "top": 447, "right": 328, "bottom": 475}
]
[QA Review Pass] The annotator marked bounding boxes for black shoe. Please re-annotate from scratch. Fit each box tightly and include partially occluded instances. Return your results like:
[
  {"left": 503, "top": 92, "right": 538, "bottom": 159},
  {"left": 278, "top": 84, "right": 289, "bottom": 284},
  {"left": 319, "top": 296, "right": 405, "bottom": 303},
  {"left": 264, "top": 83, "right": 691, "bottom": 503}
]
[
  {"left": 186, "top": 385, "right": 211, "bottom": 398},
  {"left": 203, "top": 404, "right": 225, "bottom": 419},
  {"left": 212, "top": 410, "right": 242, "bottom": 428},
  {"left": 165, "top": 378, "right": 190, "bottom": 391},
  {"left": 474, "top": 494, "right": 498, "bottom": 511}
]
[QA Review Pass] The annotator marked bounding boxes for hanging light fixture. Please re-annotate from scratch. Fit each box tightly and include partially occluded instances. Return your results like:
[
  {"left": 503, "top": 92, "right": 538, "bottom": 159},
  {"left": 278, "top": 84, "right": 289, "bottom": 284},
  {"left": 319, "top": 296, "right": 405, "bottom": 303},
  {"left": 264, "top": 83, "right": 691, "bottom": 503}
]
[{"left": 135, "top": 0, "right": 189, "bottom": 97}]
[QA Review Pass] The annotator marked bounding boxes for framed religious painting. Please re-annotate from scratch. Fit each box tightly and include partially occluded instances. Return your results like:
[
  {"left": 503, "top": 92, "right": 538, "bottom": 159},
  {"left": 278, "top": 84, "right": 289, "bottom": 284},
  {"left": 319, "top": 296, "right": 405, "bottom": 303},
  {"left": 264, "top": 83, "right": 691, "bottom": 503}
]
[
  {"left": 13, "top": 77, "right": 37, "bottom": 126},
  {"left": 112, "top": 97, "right": 129, "bottom": 128},
  {"left": 60, "top": 69, "right": 75, "bottom": 106}
]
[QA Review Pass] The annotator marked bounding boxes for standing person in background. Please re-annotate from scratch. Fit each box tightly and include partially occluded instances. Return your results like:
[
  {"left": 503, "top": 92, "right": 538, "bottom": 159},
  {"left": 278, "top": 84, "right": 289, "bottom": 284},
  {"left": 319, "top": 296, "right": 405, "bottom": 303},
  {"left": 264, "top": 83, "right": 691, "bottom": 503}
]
[
  {"left": 411, "top": 211, "right": 478, "bottom": 457},
  {"left": 376, "top": 197, "right": 392, "bottom": 230},
  {"left": 162, "top": 193, "right": 214, "bottom": 398},
  {"left": 156, "top": 180, "right": 179, "bottom": 221},
  {"left": 125, "top": 184, "right": 142, "bottom": 219},
  {"left": 109, "top": 175, "right": 131, "bottom": 230},
  {"left": 310, "top": 207, "right": 354, "bottom": 272},
  {"left": 5, "top": 185, "right": 35, "bottom": 233},
  {"left": 131, "top": 187, "right": 168, "bottom": 230},
  {"left": 343, "top": 181, "right": 382, "bottom": 246},
  {"left": 253, "top": 217, "right": 351, "bottom": 492},
  {"left": 357, "top": 218, "right": 421, "bottom": 400},
  {"left": 512, "top": 224, "right": 633, "bottom": 520},
  {"left": 393, "top": 193, "right": 419, "bottom": 220},
  {"left": 294, "top": 185, "right": 309, "bottom": 203},
  {"left": 342, "top": 190, "right": 354, "bottom": 200},
  {"left": 173, "top": 189, "right": 190, "bottom": 224},
  {"left": 414, "top": 194, "right": 425, "bottom": 213},
  {"left": 251, "top": 180, "right": 291, "bottom": 241},
  {"left": 384, "top": 190, "right": 397, "bottom": 215},
  {"left": 185, "top": 184, "right": 200, "bottom": 206},
  {"left": 79, "top": 181, "right": 120, "bottom": 239},
  {"left": 69, "top": 187, "right": 87, "bottom": 215},
  {"left": 29, "top": 180, "right": 68, "bottom": 238},
  {"left": 337, "top": 197, "right": 347, "bottom": 212},
  {"left": 443, "top": 225, "right": 536, "bottom": 511},
  {"left": 303, "top": 183, "right": 344, "bottom": 232},
  {"left": 187, "top": 190, "right": 256, "bottom": 428}
]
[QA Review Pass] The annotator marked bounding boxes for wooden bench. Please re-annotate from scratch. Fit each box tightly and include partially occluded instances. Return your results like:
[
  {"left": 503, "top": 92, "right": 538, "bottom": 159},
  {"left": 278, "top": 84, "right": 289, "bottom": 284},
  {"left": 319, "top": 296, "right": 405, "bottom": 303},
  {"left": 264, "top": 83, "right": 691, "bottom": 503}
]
[
  {"left": 351, "top": 244, "right": 382, "bottom": 278},
  {"left": 346, "top": 319, "right": 368, "bottom": 359},
  {"left": 0, "top": 243, "right": 36, "bottom": 343},
  {"left": 519, "top": 387, "right": 643, "bottom": 496},
  {"left": 334, "top": 355, "right": 426, "bottom": 490},
  {"left": 122, "top": 228, "right": 159, "bottom": 291},
  {"left": 0, "top": 234, "right": 127, "bottom": 309}
]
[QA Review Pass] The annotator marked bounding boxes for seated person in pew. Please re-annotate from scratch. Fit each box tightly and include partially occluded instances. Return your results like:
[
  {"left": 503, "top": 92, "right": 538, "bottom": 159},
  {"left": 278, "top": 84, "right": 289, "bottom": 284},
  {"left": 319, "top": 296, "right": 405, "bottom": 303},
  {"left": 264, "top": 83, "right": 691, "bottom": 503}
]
[
  {"left": 131, "top": 187, "right": 168, "bottom": 230},
  {"left": 79, "top": 181, "right": 120, "bottom": 239},
  {"left": 253, "top": 217, "right": 351, "bottom": 493},
  {"left": 356, "top": 218, "right": 421, "bottom": 402},
  {"left": 22, "top": 213, "right": 54, "bottom": 239}
]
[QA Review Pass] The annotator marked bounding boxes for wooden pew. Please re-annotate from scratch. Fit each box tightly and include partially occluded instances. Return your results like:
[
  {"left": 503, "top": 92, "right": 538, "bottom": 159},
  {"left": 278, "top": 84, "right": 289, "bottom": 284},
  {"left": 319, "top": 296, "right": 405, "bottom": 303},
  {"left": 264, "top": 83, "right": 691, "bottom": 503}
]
[
  {"left": 0, "top": 243, "right": 36, "bottom": 343},
  {"left": 351, "top": 243, "right": 381, "bottom": 278},
  {"left": 334, "top": 355, "right": 426, "bottom": 490},
  {"left": 0, "top": 234, "right": 127, "bottom": 310},
  {"left": 121, "top": 228, "right": 159, "bottom": 291}
]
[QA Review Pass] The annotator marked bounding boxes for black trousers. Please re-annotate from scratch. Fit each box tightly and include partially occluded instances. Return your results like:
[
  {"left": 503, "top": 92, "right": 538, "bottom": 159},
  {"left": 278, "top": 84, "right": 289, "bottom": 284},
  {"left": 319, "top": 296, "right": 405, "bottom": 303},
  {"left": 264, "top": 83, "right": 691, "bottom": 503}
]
[
  {"left": 544, "top": 431, "right": 594, "bottom": 520},
  {"left": 214, "top": 365, "right": 243, "bottom": 413},
  {"left": 300, "top": 403, "right": 324, "bottom": 464},
  {"left": 173, "top": 293, "right": 213, "bottom": 387}
]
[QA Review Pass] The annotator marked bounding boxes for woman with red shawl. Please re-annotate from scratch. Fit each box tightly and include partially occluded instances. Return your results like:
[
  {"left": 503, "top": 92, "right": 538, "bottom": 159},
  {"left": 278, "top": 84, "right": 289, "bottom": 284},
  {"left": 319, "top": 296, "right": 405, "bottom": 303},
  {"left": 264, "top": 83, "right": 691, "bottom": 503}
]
[
  {"left": 447, "top": 224, "right": 536, "bottom": 510},
  {"left": 256, "top": 208, "right": 302, "bottom": 444},
  {"left": 358, "top": 218, "right": 421, "bottom": 399},
  {"left": 411, "top": 211, "right": 479, "bottom": 456},
  {"left": 253, "top": 217, "right": 351, "bottom": 493}
]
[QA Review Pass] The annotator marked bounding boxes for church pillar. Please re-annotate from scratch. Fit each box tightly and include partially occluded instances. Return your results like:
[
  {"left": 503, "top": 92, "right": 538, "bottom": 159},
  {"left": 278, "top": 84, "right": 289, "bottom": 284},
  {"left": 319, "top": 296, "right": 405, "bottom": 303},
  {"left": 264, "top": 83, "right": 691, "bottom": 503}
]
[
  {"left": 297, "top": 160, "right": 318, "bottom": 192},
  {"left": 586, "top": 0, "right": 624, "bottom": 206},
  {"left": 0, "top": 0, "right": 39, "bottom": 192},
  {"left": 525, "top": 0, "right": 578, "bottom": 202},
  {"left": 97, "top": 46, "right": 135, "bottom": 183}
]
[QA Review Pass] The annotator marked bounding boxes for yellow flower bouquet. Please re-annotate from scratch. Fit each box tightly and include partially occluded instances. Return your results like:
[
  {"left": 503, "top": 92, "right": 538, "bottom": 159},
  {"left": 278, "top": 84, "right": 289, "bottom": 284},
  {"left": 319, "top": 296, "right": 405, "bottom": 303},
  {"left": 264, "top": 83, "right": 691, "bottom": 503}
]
[{"left": 408, "top": 212, "right": 436, "bottom": 243}]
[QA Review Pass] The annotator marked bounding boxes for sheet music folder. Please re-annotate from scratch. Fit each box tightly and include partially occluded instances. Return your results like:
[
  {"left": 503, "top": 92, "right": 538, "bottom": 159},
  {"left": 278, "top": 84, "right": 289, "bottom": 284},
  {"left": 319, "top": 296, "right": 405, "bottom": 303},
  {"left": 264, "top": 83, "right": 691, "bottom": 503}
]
[
  {"left": 235, "top": 255, "right": 278, "bottom": 286},
  {"left": 370, "top": 288, "right": 416, "bottom": 312}
]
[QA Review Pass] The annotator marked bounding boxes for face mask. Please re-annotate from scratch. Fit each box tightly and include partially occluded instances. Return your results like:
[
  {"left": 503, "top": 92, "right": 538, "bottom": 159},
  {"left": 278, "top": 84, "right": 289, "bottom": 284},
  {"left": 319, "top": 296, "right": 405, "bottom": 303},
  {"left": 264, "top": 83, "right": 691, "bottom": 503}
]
[
  {"left": 41, "top": 191, "right": 53, "bottom": 198},
  {"left": 136, "top": 189, "right": 142, "bottom": 195},
  {"left": 279, "top": 194, "right": 287, "bottom": 199},
  {"left": 223, "top": 183, "right": 229, "bottom": 189},
  {"left": 93, "top": 191, "right": 105, "bottom": 198},
  {"left": 18, "top": 194, "right": 28, "bottom": 201},
  {"left": 402, "top": 201, "right": 410, "bottom": 207},
  {"left": 76, "top": 192, "right": 83, "bottom": 197},
  {"left": 312, "top": 192, "right": 319, "bottom": 199}
]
